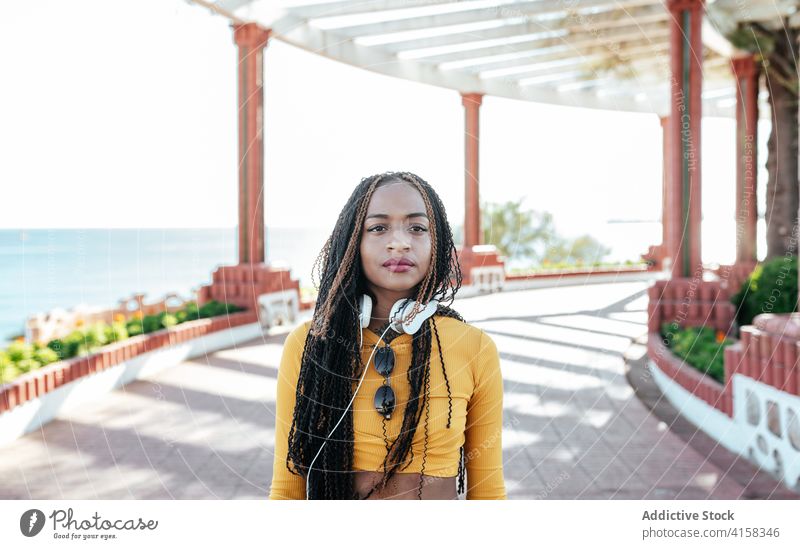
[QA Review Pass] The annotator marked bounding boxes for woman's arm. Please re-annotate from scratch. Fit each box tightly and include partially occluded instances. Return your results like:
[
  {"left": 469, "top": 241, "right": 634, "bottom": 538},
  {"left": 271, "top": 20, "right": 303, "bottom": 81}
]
[
  {"left": 268, "top": 321, "right": 310, "bottom": 500},
  {"left": 464, "top": 330, "right": 507, "bottom": 500}
]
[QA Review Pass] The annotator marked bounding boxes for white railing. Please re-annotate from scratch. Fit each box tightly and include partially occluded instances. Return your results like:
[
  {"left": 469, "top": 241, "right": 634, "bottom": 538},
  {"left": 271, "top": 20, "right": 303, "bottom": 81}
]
[
  {"left": 471, "top": 266, "right": 505, "bottom": 293},
  {"left": 735, "top": 375, "right": 800, "bottom": 490}
]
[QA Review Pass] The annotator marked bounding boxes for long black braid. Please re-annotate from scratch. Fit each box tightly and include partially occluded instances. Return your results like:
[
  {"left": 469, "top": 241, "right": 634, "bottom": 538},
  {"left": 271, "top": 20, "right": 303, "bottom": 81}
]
[{"left": 284, "top": 171, "right": 466, "bottom": 499}]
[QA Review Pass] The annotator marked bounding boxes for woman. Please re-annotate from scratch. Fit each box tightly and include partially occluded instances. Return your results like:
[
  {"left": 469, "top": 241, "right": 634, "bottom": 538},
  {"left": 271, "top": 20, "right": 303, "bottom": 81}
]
[{"left": 268, "top": 171, "right": 506, "bottom": 500}]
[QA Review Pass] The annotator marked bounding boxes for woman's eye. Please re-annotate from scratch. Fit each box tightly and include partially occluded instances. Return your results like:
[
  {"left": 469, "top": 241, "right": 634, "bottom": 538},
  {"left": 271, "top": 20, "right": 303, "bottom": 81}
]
[{"left": 368, "top": 225, "right": 428, "bottom": 232}]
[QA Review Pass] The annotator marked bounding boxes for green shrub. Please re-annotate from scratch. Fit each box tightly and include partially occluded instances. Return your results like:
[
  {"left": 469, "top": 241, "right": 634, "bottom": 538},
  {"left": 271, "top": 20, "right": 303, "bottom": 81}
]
[
  {"left": 0, "top": 350, "right": 13, "bottom": 382},
  {"left": 0, "top": 363, "right": 21, "bottom": 383},
  {"left": 16, "top": 358, "right": 42, "bottom": 373},
  {"left": 134, "top": 312, "right": 179, "bottom": 334},
  {"left": 731, "top": 256, "right": 798, "bottom": 328},
  {"left": 62, "top": 331, "right": 88, "bottom": 358},
  {"left": 660, "top": 321, "right": 681, "bottom": 344},
  {"left": 74, "top": 342, "right": 93, "bottom": 357},
  {"left": 1, "top": 300, "right": 240, "bottom": 387},
  {"left": 199, "top": 301, "right": 223, "bottom": 318},
  {"left": 660, "top": 322, "right": 732, "bottom": 383},
  {"left": 83, "top": 322, "right": 108, "bottom": 348},
  {"left": 198, "top": 300, "right": 244, "bottom": 318},
  {"left": 140, "top": 315, "right": 159, "bottom": 333},
  {"left": 126, "top": 319, "right": 144, "bottom": 337},
  {"left": 47, "top": 338, "right": 68, "bottom": 360},
  {"left": 159, "top": 312, "right": 178, "bottom": 328},
  {"left": 182, "top": 302, "right": 201, "bottom": 321},
  {"left": 34, "top": 347, "right": 60, "bottom": 366},
  {"left": 104, "top": 321, "right": 129, "bottom": 343},
  {"left": 6, "top": 341, "right": 34, "bottom": 362}
]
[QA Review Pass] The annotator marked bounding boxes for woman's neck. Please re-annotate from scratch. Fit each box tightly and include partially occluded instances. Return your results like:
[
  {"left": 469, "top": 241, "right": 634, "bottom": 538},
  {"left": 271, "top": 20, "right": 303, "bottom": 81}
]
[
  {"left": 366, "top": 290, "right": 413, "bottom": 343},
  {"left": 366, "top": 289, "right": 414, "bottom": 329},
  {"left": 367, "top": 318, "right": 403, "bottom": 344}
]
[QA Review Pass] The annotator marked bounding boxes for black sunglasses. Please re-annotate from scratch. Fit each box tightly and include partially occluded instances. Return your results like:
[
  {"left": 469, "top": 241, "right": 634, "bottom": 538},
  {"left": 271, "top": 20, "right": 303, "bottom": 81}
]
[{"left": 372, "top": 346, "right": 396, "bottom": 419}]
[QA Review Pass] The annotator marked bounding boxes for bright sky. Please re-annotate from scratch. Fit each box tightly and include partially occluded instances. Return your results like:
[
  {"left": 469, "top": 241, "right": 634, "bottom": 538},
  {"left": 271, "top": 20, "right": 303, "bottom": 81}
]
[{"left": 1, "top": 0, "right": 768, "bottom": 247}]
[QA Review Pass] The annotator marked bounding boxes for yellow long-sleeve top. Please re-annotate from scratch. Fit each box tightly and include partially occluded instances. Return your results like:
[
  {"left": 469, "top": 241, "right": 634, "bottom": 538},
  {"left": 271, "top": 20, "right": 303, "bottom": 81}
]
[{"left": 268, "top": 314, "right": 507, "bottom": 500}]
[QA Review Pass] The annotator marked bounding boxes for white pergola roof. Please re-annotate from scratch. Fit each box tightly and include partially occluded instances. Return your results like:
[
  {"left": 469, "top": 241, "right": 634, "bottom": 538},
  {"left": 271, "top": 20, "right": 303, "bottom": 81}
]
[{"left": 195, "top": 0, "right": 799, "bottom": 118}]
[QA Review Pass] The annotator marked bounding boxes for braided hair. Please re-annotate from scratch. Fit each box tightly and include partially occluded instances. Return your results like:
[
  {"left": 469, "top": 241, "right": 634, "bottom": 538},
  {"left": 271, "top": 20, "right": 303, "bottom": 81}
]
[{"left": 285, "top": 171, "right": 466, "bottom": 499}]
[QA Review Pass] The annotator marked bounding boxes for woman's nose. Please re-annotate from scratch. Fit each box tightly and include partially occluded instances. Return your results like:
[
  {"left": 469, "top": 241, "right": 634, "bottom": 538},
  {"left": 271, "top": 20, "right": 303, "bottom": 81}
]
[
  {"left": 387, "top": 230, "right": 411, "bottom": 250},
  {"left": 388, "top": 240, "right": 411, "bottom": 251}
]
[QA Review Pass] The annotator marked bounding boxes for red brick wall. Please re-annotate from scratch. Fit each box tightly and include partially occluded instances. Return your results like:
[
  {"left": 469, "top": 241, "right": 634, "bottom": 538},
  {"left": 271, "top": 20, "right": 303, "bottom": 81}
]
[{"left": 0, "top": 311, "right": 258, "bottom": 415}]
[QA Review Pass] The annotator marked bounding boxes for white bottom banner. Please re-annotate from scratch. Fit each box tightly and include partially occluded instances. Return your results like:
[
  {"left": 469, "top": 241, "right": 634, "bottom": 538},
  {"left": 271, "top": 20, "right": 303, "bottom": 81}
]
[{"left": 1, "top": 500, "right": 798, "bottom": 548}]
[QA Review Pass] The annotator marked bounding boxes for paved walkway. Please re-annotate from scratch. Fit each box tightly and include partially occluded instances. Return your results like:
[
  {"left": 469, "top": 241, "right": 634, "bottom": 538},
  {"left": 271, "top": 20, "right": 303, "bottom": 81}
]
[{"left": 0, "top": 280, "right": 796, "bottom": 499}]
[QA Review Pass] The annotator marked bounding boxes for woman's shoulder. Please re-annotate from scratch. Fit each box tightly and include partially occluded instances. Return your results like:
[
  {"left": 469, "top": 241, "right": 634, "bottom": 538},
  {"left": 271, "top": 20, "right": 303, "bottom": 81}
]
[
  {"left": 432, "top": 316, "right": 498, "bottom": 386},
  {"left": 285, "top": 319, "right": 312, "bottom": 350}
]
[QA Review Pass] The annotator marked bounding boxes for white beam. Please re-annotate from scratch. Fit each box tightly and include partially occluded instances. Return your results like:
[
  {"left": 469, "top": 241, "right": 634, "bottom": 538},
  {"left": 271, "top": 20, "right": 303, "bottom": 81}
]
[
  {"left": 482, "top": 42, "right": 671, "bottom": 80},
  {"left": 287, "top": 0, "right": 462, "bottom": 20},
  {"left": 439, "top": 32, "right": 672, "bottom": 73},
  {"left": 314, "top": 0, "right": 663, "bottom": 38},
  {"left": 379, "top": 8, "right": 669, "bottom": 52},
  {"left": 415, "top": 21, "right": 670, "bottom": 65}
]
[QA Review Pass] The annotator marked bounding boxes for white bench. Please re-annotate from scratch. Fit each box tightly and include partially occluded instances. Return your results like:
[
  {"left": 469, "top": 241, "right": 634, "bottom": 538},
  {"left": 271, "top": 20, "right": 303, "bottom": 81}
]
[{"left": 257, "top": 290, "right": 300, "bottom": 331}]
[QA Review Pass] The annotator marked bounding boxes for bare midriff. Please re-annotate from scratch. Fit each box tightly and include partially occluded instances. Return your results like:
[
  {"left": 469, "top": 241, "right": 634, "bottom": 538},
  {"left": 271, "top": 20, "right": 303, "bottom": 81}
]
[{"left": 354, "top": 470, "right": 458, "bottom": 500}]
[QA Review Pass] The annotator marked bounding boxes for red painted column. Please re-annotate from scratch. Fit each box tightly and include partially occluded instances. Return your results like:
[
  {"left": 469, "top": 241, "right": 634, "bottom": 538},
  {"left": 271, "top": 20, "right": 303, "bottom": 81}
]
[
  {"left": 198, "top": 22, "right": 303, "bottom": 314},
  {"left": 731, "top": 55, "right": 759, "bottom": 264},
  {"left": 660, "top": 115, "right": 671, "bottom": 259},
  {"left": 461, "top": 92, "right": 483, "bottom": 248},
  {"left": 667, "top": 0, "right": 704, "bottom": 279},
  {"left": 232, "top": 23, "right": 271, "bottom": 264}
]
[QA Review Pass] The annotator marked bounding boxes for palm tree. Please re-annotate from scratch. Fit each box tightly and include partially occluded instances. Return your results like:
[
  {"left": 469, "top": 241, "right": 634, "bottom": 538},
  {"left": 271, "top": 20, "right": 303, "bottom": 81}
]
[{"left": 728, "top": 21, "right": 799, "bottom": 260}]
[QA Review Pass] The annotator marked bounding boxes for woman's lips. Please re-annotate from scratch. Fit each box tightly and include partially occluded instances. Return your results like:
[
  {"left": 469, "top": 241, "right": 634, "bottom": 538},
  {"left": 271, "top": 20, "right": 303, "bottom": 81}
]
[{"left": 384, "top": 264, "right": 413, "bottom": 273}]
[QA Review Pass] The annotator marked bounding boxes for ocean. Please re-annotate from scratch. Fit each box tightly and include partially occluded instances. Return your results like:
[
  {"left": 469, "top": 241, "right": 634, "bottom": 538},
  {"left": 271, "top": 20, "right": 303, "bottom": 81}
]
[{"left": 0, "top": 227, "right": 329, "bottom": 345}]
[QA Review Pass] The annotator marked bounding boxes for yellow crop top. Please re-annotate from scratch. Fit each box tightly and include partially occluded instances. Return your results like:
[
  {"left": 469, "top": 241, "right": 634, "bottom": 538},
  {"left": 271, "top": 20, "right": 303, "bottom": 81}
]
[{"left": 268, "top": 314, "right": 507, "bottom": 500}]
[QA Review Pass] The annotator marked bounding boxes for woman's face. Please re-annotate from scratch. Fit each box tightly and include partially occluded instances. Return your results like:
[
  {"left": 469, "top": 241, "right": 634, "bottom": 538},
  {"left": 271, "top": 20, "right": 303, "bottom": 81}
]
[{"left": 360, "top": 181, "right": 432, "bottom": 296}]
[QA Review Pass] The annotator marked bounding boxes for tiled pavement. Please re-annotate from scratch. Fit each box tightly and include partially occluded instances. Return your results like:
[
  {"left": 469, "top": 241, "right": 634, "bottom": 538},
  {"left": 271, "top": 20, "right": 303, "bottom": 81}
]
[{"left": 0, "top": 280, "right": 796, "bottom": 499}]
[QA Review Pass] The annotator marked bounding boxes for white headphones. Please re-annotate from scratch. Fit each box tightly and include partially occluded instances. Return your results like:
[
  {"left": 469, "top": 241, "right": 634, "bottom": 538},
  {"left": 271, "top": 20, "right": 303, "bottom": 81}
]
[
  {"left": 357, "top": 293, "right": 440, "bottom": 333},
  {"left": 305, "top": 293, "right": 439, "bottom": 499}
]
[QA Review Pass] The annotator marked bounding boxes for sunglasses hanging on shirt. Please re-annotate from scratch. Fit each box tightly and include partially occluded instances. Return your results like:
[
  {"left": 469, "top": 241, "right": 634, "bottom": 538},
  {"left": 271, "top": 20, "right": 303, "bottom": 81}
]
[
  {"left": 359, "top": 293, "right": 439, "bottom": 419},
  {"left": 373, "top": 346, "right": 395, "bottom": 419}
]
